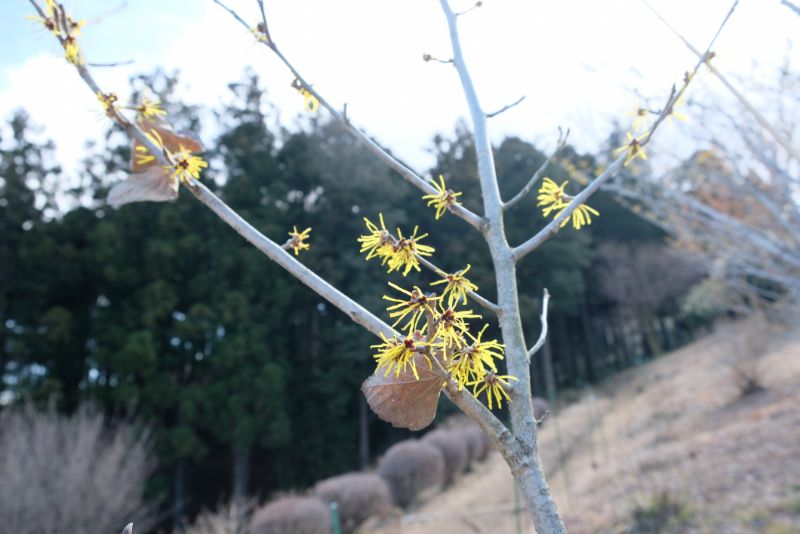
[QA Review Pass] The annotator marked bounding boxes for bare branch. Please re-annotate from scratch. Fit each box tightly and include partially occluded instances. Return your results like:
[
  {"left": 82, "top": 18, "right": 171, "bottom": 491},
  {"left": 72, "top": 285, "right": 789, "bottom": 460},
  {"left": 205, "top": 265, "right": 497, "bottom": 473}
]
[
  {"left": 456, "top": 1, "right": 483, "bottom": 17},
  {"left": 486, "top": 95, "right": 526, "bottom": 118},
  {"left": 87, "top": 60, "right": 134, "bottom": 68},
  {"left": 514, "top": 2, "right": 738, "bottom": 263},
  {"left": 422, "top": 53, "right": 454, "bottom": 65},
  {"left": 527, "top": 288, "right": 550, "bottom": 362},
  {"left": 781, "top": 0, "right": 800, "bottom": 16},
  {"left": 504, "top": 127, "right": 569, "bottom": 210},
  {"left": 642, "top": 0, "right": 799, "bottom": 165},
  {"left": 212, "top": 0, "right": 487, "bottom": 233}
]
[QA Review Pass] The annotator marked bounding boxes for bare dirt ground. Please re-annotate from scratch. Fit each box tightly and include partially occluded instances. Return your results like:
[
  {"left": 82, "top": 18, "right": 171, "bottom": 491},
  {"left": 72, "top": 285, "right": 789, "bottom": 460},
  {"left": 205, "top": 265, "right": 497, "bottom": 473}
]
[{"left": 369, "top": 320, "right": 800, "bottom": 533}]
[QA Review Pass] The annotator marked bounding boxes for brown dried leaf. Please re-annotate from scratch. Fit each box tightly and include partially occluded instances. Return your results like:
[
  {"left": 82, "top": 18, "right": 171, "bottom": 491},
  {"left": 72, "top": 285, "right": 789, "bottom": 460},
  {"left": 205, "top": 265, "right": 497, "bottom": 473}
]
[
  {"left": 361, "top": 353, "right": 444, "bottom": 431},
  {"left": 131, "top": 120, "right": 203, "bottom": 173},
  {"left": 107, "top": 167, "right": 178, "bottom": 207}
]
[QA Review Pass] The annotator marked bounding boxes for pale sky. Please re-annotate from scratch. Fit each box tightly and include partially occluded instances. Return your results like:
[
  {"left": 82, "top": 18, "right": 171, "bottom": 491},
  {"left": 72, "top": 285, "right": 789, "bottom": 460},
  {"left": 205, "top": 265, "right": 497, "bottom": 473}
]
[{"left": 1, "top": 0, "right": 797, "bottom": 178}]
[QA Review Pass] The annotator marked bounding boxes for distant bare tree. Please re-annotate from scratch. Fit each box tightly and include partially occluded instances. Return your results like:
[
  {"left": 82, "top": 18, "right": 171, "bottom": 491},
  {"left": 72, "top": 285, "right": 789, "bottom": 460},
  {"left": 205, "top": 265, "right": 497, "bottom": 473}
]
[
  {"left": 597, "top": 242, "right": 703, "bottom": 355},
  {"left": 0, "top": 401, "right": 156, "bottom": 534}
]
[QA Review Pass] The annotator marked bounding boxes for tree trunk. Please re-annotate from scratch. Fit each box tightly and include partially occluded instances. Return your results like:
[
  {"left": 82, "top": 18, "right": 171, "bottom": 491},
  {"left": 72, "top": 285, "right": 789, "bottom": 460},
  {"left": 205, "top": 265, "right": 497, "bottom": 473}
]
[
  {"left": 579, "top": 296, "right": 598, "bottom": 383},
  {"left": 639, "top": 311, "right": 663, "bottom": 356},
  {"left": 172, "top": 459, "right": 186, "bottom": 531},
  {"left": 358, "top": 395, "right": 370, "bottom": 469},
  {"left": 232, "top": 443, "right": 250, "bottom": 506}
]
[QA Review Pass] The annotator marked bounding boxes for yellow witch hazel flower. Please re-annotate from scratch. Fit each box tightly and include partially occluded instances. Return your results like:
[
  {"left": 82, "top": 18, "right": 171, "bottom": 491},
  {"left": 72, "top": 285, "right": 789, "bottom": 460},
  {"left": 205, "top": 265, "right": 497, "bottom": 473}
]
[
  {"left": 449, "top": 324, "right": 504, "bottom": 391},
  {"left": 615, "top": 132, "right": 648, "bottom": 166},
  {"left": 357, "top": 214, "right": 435, "bottom": 276},
  {"left": 422, "top": 175, "right": 462, "bottom": 219},
  {"left": 430, "top": 264, "right": 478, "bottom": 308},
  {"left": 168, "top": 146, "right": 208, "bottom": 184},
  {"left": 383, "top": 282, "right": 438, "bottom": 333},
  {"left": 536, "top": 178, "right": 600, "bottom": 230},
  {"left": 96, "top": 92, "right": 119, "bottom": 118},
  {"left": 537, "top": 178, "right": 568, "bottom": 217},
  {"left": 428, "top": 304, "right": 481, "bottom": 352},
  {"left": 291, "top": 79, "right": 318, "bottom": 113},
  {"left": 466, "top": 372, "right": 518, "bottom": 410},
  {"left": 371, "top": 333, "right": 428, "bottom": 380},
  {"left": 387, "top": 225, "right": 435, "bottom": 276},
  {"left": 287, "top": 226, "right": 312, "bottom": 256},
  {"left": 358, "top": 214, "right": 395, "bottom": 263},
  {"left": 132, "top": 97, "right": 166, "bottom": 121}
]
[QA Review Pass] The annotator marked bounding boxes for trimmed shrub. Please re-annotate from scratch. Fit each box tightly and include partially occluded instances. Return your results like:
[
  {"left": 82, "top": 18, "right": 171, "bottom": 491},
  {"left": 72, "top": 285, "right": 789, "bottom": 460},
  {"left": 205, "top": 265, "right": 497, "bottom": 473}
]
[
  {"left": 377, "top": 440, "right": 445, "bottom": 509},
  {"left": 314, "top": 472, "right": 390, "bottom": 534},
  {"left": 455, "top": 426, "right": 481, "bottom": 467},
  {"left": 249, "top": 495, "right": 330, "bottom": 534},
  {"left": 421, "top": 429, "right": 468, "bottom": 486}
]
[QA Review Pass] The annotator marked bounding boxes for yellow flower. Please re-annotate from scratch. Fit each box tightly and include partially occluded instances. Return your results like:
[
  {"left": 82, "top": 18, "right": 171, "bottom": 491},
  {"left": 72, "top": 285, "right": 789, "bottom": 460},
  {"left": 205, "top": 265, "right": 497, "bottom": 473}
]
[
  {"left": 559, "top": 203, "right": 600, "bottom": 230},
  {"left": 466, "top": 372, "right": 517, "bottom": 410},
  {"left": 371, "top": 334, "right": 428, "bottom": 380},
  {"left": 132, "top": 98, "right": 166, "bottom": 121},
  {"left": 422, "top": 174, "right": 462, "bottom": 219},
  {"left": 614, "top": 132, "right": 648, "bottom": 166},
  {"left": 429, "top": 305, "right": 480, "bottom": 353},
  {"left": 449, "top": 324, "right": 504, "bottom": 389},
  {"left": 537, "top": 177, "right": 599, "bottom": 230},
  {"left": 358, "top": 214, "right": 394, "bottom": 263},
  {"left": 96, "top": 92, "right": 119, "bottom": 118},
  {"left": 386, "top": 225, "right": 435, "bottom": 276},
  {"left": 287, "top": 226, "right": 311, "bottom": 256},
  {"left": 430, "top": 264, "right": 478, "bottom": 308},
  {"left": 251, "top": 24, "right": 269, "bottom": 43},
  {"left": 167, "top": 146, "right": 208, "bottom": 184},
  {"left": 537, "top": 177, "right": 567, "bottom": 217},
  {"left": 301, "top": 89, "right": 318, "bottom": 113},
  {"left": 63, "top": 33, "right": 82, "bottom": 65},
  {"left": 383, "top": 282, "right": 438, "bottom": 333}
]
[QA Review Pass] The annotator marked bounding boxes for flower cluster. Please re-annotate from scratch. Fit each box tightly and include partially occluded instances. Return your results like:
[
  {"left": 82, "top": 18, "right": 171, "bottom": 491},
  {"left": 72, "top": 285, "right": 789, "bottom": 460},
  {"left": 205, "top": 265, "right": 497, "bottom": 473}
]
[
  {"left": 536, "top": 178, "right": 600, "bottom": 230},
  {"left": 359, "top": 214, "right": 514, "bottom": 409},
  {"left": 357, "top": 214, "right": 435, "bottom": 276},
  {"left": 422, "top": 175, "right": 462, "bottom": 219},
  {"left": 370, "top": 276, "right": 513, "bottom": 409},
  {"left": 31, "top": 0, "right": 86, "bottom": 65}
]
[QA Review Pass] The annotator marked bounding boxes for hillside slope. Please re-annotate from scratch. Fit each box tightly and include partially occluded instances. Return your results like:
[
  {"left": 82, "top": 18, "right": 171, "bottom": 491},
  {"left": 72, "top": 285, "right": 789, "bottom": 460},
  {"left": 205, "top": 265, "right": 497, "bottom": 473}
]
[{"left": 372, "top": 321, "right": 800, "bottom": 533}]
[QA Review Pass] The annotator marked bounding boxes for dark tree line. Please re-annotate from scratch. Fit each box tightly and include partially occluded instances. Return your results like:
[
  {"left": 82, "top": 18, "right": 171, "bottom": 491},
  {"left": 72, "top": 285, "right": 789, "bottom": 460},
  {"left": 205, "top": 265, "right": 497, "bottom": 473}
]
[{"left": 0, "top": 71, "right": 705, "bottom": 528}]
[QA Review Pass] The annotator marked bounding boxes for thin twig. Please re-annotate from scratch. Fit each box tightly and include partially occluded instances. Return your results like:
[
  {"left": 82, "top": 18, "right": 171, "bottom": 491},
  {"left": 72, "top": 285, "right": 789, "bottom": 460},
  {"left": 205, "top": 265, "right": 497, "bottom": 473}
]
[
  {"left": 87, "top": 60, "right": 134, "bottom": 67},
  {"left": 486, "top": 95, "right": 526, "bottom": 118},
  {"left": 513, "top": 1, "right": 739, "bottom": 263},
  {"left": 504, "top": 127, "right": 569, "bottom": 210},
  {"left": 527, "top": 288, "right": 550, "bottom": 362},
  {"left": 642, "top": 0, "right": 800, "bottom": 164},
  {"left": 212, "top": 0, "right": 487, "bottom": 233},
  {"left": 781, "top": 0, "right": 800, "bottom": 16}
]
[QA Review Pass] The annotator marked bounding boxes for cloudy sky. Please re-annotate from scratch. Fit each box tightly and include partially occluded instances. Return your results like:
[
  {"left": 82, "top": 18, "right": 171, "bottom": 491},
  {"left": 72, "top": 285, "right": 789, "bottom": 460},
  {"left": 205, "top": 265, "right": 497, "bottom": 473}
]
[{"left": 1, "top": 0, "right": 797, "bottom": 177}]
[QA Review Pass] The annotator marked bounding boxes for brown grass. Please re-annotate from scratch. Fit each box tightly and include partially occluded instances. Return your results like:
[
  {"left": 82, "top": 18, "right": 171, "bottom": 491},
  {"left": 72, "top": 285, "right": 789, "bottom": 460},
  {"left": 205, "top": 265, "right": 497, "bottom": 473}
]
[{"left": 368, "top": 317, "right": 800, "bottom": 533}]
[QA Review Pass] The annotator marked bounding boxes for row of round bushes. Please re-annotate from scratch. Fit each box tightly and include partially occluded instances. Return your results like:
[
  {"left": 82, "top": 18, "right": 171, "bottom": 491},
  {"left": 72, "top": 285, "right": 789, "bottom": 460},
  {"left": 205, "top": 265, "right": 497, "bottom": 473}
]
[{"left": 248, "top": 422, "right": 493, "bottom": 534}]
